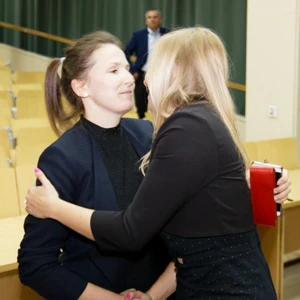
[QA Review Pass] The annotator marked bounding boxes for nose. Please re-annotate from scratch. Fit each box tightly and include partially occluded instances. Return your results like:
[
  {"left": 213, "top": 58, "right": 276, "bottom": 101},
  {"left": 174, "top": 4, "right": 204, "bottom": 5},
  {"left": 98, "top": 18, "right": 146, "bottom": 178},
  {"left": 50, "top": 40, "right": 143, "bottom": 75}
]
[{"left": 125, "top": 70, "right": 135, "bottom": 86}]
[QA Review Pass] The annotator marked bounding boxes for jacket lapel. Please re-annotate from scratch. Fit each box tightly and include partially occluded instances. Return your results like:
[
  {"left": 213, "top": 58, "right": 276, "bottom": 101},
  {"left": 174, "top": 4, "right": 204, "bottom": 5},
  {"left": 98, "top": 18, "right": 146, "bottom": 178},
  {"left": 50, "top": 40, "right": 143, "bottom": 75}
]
[{"left": 121, "top": 120, "right": 152, "bottom": 158}]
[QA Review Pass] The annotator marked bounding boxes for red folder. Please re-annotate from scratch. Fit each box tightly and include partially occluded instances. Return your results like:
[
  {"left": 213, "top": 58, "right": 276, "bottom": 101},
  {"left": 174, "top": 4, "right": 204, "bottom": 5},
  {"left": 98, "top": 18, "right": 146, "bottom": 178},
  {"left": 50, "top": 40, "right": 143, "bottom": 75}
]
[{"left": 250, "top": 164, "right": 277, "bottom": 227}]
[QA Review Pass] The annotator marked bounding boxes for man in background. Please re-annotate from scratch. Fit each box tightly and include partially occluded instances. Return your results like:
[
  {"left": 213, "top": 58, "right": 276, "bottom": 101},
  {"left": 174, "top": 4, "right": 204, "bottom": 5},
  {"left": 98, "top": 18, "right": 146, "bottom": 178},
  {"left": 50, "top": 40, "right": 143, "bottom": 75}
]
[{"left": 125, "top": 9, "right": 169, "bottom": 119}]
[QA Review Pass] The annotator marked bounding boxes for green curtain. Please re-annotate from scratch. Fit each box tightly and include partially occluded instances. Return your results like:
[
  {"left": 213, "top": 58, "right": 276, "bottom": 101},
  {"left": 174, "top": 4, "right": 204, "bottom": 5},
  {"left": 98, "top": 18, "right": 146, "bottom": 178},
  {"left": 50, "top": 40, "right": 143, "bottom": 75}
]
[{"left": 0, "top": 0, "right": 246, "bottom": 115}]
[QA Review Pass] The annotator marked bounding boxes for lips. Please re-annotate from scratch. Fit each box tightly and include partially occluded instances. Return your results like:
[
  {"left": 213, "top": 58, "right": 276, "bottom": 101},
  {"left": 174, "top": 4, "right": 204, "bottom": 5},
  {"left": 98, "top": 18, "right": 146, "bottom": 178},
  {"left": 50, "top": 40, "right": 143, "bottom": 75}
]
[{"left": 120, "top": 90, "right": 132, "bottom": 94}]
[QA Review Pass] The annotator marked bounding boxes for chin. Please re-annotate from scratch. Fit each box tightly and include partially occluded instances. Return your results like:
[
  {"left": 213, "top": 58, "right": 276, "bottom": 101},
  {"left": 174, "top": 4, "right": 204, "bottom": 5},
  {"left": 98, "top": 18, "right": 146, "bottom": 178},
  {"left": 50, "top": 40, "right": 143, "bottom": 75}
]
[{"left": 120, "top": 103, "right": 134, "bottom": 114}]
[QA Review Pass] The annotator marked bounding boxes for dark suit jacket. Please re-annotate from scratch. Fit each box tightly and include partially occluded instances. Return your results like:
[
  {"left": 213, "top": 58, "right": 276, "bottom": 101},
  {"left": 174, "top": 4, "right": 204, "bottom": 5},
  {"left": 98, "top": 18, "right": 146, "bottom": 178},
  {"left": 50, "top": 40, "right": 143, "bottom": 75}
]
[
  {"left": 18, "top": 118, "right": 168, "bottom": 300},
  {"left": 125, "top": 27, "right": 169, "bottom": 74}
]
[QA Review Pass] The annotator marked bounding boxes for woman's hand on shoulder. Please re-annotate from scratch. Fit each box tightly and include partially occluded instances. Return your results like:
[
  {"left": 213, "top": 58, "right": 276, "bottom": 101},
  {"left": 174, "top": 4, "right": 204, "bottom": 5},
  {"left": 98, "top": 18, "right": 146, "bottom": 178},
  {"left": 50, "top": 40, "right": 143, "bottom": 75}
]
[{"left": 25, "top": 168, "right": 60, "bottom": 219}]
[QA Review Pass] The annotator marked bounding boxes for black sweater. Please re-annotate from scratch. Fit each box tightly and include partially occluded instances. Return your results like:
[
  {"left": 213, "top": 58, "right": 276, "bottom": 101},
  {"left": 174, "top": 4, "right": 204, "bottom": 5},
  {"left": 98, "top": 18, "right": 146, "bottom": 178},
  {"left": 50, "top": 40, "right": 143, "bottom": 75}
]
[{"left": 91, "top": 102, "right": 254, "bottom": 252}]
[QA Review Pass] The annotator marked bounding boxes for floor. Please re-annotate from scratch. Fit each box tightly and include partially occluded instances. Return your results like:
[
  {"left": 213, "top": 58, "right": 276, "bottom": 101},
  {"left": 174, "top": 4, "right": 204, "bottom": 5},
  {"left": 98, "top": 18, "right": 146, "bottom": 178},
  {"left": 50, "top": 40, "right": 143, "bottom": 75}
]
[{"left": 284, "top": 259, "right": 300, "bottom": 299}]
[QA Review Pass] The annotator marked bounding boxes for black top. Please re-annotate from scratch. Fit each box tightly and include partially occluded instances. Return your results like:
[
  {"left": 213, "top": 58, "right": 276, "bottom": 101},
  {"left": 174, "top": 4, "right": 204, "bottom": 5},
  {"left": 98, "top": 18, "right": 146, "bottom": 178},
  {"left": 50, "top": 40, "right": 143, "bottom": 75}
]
[
  {"left": 82, "top": 117, "right": 143, "bottom": 210},
  {"left": 18, "top": 118, "right": 171, "bottom": 300},
  {"left": 91, "top": 102, "right": 255, "bottom": 252},
  {"left": 81, "top": 118, "right": 168, "bottom": 291}
]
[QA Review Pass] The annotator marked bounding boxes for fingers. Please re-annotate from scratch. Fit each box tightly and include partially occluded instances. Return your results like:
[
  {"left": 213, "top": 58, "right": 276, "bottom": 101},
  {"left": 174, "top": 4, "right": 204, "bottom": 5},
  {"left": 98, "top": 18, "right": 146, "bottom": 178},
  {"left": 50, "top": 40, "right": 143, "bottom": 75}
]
[
  {"left": 124, "top": 291, "right": 141, "bottom": 300},
  {"left": 120, "top": 288, "right": 136, "bottom": 296},
  {"left": 34, "top": 168, "right": 52, "bottom": 188},
  {"left": 277, "top": 169, "right": 289, "bottom": 185},
  {"left": 274, "top": 185, "right": 292, "bottom": 203},
  {"left": 273, "top": 169, "right": 292, "bottom": 203}
]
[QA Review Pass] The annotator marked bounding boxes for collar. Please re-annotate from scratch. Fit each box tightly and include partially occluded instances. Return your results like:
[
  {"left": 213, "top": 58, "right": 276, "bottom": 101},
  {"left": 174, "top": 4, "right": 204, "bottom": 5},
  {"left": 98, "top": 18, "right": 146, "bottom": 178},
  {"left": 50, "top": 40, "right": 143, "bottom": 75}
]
[{"left": 147, "top": 27, "right": 161, "bottom": 35}]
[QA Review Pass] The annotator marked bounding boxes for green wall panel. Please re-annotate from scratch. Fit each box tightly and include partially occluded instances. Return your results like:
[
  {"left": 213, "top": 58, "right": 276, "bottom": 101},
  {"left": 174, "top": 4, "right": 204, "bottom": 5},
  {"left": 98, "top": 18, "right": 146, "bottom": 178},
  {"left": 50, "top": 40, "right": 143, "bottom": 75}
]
[{"left": 0, "top": 0, "right": 246, "bottom": 115}]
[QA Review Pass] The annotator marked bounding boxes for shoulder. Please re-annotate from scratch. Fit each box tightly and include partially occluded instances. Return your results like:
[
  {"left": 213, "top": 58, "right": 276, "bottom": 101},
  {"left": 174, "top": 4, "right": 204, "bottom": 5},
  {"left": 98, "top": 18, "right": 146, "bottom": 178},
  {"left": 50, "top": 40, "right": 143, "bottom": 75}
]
[
  {"left": 156, "top": 103, "right": 231, "bottom": 150},
  {"left": 160, "top": 27, "right": 169, "bottom": 34},
  {"left": 132, "top": 28, "right": 148, "bottom": 36},
  {"left": 40, "top": 122, "right": 91, "bottom": 162},
  {"left": 159, "top": 103, "right": 217, "bottom": 134},
  {"left": 121, "top": 118, "right": 153, "bottom": 135}
]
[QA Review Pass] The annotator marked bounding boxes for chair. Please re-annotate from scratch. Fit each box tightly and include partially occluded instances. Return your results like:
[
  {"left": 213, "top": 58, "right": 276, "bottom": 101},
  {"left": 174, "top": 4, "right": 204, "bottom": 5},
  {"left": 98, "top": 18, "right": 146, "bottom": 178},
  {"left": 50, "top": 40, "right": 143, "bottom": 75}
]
[
  {"left": 0, "top": 128, "right": 11, "bottom": 155},
  {"left": 0, "top": 90, "right": 13, "bottom": 126},
  {"left": 11, "top": 83, "right": 43, "bottom": 97},
  {"left": 0, "top": 89, "right": 13, "bottom": 105},
  {"left": 0, "top": 66, "right": 12, "bottom": 89},
  {"left": 15, "top": 90, "right": 47, "bottom": 119},
  {"left": 0, "top": 148, "right": 9, "bottom": 168},
  {"left": 15, "top": 164, "right": 36, "bottom": 215},
  {"left": 10, "top": 118, "right": 51, "bottom": 135},
  {"left": 14, "top": 144, "right": 47, "bottom": 166},
  {"left": 0, "top": 107, "right": 12, "bottom": 128},
  {"left": 14, "top": 71, "right": 45, "bottom": 86},
  {"left": 16, "top": 126, "right": 57, "bottom": 148},
  {"left": 0, "top": 168, "right": 20, "bottom": 218}
]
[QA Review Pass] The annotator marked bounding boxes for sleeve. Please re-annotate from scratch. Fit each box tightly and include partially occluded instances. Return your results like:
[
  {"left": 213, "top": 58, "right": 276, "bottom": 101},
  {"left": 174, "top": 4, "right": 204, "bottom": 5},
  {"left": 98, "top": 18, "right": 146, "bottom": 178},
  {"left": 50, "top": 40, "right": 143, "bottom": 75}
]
[
  {"left": 124, "top": 32, "right": 138, "bottom": 74},
  {"left": 91, "top": 113, "right": 219, "bottom": 251},
  {"left": 18, "top": 146, "right": 88, "bottom": 300}
]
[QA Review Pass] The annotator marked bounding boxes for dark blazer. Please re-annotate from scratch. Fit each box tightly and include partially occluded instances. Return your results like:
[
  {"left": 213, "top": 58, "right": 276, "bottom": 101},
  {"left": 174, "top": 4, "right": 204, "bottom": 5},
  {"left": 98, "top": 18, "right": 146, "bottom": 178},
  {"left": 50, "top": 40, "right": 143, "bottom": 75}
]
[
  {"left": 125, "top": 27, "right": 169, "bottom": 74},
  {"left": 18, "top": 118, "right": 167, "bottom": 300}
]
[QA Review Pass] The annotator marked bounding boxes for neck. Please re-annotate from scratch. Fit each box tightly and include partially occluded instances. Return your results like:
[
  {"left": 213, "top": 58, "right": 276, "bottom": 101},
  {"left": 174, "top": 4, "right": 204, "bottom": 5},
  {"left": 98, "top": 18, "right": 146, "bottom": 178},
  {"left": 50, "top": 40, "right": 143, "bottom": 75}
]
[
  {"left": 84, "top": 107, "right": 122, "bottom": 128},
  {"left": 149, "top": 27, "right": 159, "bottom": 32}
]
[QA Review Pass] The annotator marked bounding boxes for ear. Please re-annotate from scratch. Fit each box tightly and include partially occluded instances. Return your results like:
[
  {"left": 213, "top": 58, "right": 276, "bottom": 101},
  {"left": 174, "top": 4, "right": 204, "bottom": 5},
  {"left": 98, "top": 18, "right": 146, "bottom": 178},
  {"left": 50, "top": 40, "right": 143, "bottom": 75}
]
[{"left": 71, "top": 79, "right": 89, "bottom": 98}]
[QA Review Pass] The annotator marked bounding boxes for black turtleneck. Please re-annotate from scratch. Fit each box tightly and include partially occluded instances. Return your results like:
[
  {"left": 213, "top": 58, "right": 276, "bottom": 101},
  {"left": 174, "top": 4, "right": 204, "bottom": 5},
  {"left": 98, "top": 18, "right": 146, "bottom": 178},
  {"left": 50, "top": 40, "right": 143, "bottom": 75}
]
[{"left": 81, "top": 117, "right": 143, "bottom": 210}]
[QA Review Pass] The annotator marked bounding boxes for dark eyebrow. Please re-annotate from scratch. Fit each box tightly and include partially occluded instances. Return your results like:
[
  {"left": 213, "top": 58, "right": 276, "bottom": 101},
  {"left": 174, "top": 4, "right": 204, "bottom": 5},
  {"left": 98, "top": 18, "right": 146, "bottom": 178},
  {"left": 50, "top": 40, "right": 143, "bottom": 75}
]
[{"left": 109, "top": 62, "right": 130, "bottom": 69}]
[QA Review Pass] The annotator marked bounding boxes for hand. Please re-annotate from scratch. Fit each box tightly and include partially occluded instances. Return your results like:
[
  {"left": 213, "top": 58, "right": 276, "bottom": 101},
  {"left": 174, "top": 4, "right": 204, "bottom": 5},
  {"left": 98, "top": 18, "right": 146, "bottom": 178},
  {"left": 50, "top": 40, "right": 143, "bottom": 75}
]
[
  {"left": 124, "top": 290, "right": 153, "bottom": 300},
  {"left": 274, "top": 168, "right": 291, "bottom": 203},
  {"left": 246, "top": 168, "right": 291, "bottom": 204},
  {"left": 25, "top": 168, "right": 59, "bottom": 218},
  {"left": 120, "top": 289, "right": 136, "bottom": 297}
]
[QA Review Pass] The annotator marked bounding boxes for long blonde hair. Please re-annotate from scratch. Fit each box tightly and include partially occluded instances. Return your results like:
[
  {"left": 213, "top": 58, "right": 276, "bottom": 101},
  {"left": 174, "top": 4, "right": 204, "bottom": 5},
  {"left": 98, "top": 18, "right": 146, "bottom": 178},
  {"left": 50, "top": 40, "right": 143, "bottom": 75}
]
[{"left": 141, "top": 27, "right": 247, "bottom": 173}]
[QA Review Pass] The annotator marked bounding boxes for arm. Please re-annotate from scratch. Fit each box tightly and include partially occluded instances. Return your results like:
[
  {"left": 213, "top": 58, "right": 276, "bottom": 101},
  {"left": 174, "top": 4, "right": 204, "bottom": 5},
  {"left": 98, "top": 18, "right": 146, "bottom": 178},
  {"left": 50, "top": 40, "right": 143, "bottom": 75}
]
[
  {"left": 79, "top": 283, "right": 123, "bottom": 300},
  {"left": 19, "top": 147, "right": 122, "bottom": 300},
  {"left": 26, "top": 114, "right": 292, "bottom": 250},
  {"left": 147, "top": 262, "right": 176, "bottom": 300},
  {"left": 27, "top": 113, "right": 218, "bottom": 250},
  {"left": 124, "top": 262, "right": 176, "bottom": 300},
  {"left": 124, "top": 32, "right": 138, "bottom": 74}
]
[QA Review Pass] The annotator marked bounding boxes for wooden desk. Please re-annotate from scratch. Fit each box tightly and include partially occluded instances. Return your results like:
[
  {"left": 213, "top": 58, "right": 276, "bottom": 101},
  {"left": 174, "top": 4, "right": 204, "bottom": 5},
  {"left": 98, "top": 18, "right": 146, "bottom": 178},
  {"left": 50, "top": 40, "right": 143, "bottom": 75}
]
[
  {"left": 0, "top": 215, "right": 42, "bottom": 300},
  {"left": 258, "top": 169, "right": 300, "bottom": 300},
  {"left": 257, "top": 218, "right": 284, "bottom": 299},
  {"left": 283, "top": 170, "right": 300, "bottom": 254}
]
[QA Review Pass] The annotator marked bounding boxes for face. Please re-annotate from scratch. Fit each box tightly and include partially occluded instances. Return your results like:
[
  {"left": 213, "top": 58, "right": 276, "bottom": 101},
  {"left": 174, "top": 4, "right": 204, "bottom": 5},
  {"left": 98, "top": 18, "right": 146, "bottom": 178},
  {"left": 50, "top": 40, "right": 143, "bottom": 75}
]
[
  {"left": 145, "top": 10, "right": 161, "bottom": 31},
  {"left": 144, "top": 79, "right": 154, "bottom": 112},
  {"left": 84, "top": 44, "right": 135, "bottom": 116}
]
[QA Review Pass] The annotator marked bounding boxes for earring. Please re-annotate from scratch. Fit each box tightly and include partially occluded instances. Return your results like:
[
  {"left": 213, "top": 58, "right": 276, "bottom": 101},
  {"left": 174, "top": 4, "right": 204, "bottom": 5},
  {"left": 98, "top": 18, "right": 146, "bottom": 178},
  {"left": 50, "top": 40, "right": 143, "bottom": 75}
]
[{"left": 84, "top": 93, "right": 88, "bottom": 97}]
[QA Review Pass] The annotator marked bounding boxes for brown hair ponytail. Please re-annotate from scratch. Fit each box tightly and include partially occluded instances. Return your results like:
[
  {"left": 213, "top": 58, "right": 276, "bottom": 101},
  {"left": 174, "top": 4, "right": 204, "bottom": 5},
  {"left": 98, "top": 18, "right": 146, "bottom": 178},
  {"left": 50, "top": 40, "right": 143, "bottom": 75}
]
[{"left": 44, "top": 31, "right": 122, "bottom": 136}]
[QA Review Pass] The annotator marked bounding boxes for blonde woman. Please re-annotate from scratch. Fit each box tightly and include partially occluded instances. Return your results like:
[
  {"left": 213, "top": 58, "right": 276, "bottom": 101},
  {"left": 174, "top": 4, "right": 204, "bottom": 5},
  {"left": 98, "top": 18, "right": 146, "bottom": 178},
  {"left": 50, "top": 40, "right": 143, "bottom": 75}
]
[{"left": 25, "top": 27, "right": 289, "bottom": 299}]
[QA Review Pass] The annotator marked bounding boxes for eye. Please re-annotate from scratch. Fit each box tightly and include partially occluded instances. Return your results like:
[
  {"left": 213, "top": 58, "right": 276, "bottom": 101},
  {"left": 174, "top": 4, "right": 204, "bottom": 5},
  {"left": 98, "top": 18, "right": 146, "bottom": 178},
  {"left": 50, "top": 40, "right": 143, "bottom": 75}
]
[{"left": 110, "top": 69, "right": 118, "bottom": 73}]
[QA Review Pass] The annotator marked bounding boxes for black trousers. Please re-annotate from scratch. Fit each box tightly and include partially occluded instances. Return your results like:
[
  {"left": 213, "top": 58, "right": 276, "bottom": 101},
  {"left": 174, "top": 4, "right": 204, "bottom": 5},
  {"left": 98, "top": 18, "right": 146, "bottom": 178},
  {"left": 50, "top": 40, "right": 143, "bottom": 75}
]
[{"left": 134, "top": 71, "right": 147, "bottom": 119}]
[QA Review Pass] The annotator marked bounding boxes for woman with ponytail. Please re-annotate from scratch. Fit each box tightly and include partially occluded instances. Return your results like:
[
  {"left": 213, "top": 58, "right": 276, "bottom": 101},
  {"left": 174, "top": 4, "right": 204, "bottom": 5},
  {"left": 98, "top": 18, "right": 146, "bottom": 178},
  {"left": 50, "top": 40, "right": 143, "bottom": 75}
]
[
  {"left": 18, "top": 31, "right": 171, "bottom": 300},
  {"left": 25, "top": 27, "right": 291, "bottom": 299}
]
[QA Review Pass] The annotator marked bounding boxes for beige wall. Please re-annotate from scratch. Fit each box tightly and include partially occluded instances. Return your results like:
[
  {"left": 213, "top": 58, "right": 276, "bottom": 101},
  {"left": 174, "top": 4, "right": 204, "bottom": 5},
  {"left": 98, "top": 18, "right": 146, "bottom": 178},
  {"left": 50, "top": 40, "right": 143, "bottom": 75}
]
[
  {"left": 245, "top": 0, "right": 300, "bottom": 142},
  {"left": 0, "top": 43, "right": 51, "bottom": 71}
]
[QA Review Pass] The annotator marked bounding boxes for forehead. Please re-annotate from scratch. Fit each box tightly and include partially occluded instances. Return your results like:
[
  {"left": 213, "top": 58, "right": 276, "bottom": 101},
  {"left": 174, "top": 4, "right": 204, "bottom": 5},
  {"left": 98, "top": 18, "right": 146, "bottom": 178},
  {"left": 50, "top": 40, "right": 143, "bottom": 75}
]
[
  {"left": 146, "top": 10, "right": 160, "bottom": 18},
  {"left": 91, "top": 44, "right": 127, "bottom": 66}
]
